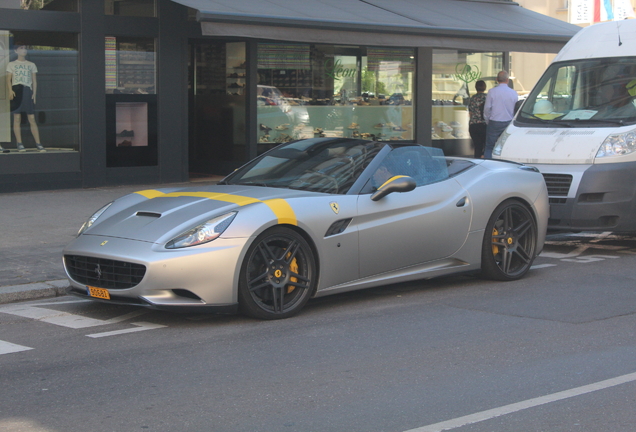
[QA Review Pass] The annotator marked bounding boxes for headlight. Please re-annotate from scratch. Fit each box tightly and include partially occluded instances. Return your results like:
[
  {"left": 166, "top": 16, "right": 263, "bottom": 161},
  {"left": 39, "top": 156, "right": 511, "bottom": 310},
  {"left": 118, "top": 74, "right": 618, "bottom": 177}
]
[
  {"left": 166, "top": 212, "right": 237, "bottom": 249},
  {"left": 596, "top": 129, "right": 636, "bottom": 158},
  {"left": 492, "top": 129, "right": 511, "bottom": 157},
  {"left": 78, "top": 202, "right": 113, "bottom": 236}
]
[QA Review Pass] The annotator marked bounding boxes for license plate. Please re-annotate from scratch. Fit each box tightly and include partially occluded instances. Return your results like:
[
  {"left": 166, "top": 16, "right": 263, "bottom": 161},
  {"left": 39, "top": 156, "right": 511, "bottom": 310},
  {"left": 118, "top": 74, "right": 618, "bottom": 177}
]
[{"left": 87, "top": 286, "right": 110, "bottom": 300}]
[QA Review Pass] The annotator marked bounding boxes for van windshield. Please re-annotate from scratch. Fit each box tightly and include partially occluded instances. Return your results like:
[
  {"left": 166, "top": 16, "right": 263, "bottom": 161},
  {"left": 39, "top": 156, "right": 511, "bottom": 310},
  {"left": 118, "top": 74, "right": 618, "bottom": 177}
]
[{"left": 517, "top": 58, "right": 636, "bottom": 127}]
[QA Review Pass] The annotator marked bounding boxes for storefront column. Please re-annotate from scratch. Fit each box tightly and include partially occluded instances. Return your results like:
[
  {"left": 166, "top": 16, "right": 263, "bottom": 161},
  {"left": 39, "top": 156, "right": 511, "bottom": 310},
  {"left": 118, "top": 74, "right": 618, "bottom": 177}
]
[
  {"left": 415, "top": 47, "right": 433, "bottom": 147},
  {"left": 80, "top": 0, "right": 107, "bottom": 188}
]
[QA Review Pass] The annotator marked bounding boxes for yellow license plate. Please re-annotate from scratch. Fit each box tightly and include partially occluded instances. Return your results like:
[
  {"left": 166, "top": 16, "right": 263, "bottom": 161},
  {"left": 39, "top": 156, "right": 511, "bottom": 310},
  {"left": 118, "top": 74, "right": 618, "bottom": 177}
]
[{"left": 87, "top": 286, "right": 110, "bottom": 300}]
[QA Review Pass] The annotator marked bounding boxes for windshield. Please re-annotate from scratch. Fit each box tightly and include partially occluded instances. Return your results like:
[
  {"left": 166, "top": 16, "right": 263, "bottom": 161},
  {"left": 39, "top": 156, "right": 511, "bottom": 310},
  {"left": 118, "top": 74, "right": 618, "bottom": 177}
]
[
  {"left": 224, "top": 138, "right": 384, "bottom": 194},
  {"left": 517, "top": 57, "right": 636, "bottom": 127}
]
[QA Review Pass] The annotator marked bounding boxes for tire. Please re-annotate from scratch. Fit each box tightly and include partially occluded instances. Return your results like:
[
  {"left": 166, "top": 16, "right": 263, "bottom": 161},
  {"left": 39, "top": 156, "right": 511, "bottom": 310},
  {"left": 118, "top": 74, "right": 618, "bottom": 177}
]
[
  {"left": 238, "top": 227, "right": 316, "bottom": 319},
  {"left": 481, "top": 200, "right": 537, "bottom": 281}
]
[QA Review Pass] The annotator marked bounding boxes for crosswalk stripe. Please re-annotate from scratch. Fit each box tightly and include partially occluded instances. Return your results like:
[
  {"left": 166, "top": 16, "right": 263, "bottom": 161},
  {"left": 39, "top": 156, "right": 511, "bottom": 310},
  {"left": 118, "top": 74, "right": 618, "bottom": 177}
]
[{"left": 0, "top": 340, "right": 33, "bottom": 355}]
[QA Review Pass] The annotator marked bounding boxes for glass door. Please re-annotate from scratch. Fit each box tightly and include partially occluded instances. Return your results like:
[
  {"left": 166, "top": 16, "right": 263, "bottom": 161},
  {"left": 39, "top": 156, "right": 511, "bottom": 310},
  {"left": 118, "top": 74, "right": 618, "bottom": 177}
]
[{"left": 188, "top": 40, "right": 247, "bottom": 180}]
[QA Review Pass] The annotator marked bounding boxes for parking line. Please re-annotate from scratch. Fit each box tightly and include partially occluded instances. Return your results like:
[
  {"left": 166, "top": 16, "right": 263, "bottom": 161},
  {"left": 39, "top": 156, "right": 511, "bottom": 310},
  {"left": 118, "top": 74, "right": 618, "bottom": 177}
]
[
  {"left": 86, "top": 322, "right": 166, "bottom": 338},
  {"left": 404, "top": 371, "right": 636, "bottom": 432},
  {"left": 530, "top": 264, "right": 557, "bottom": 269},
  {"left": 0, "top": 340, "right": 33, "bottom": 355}
]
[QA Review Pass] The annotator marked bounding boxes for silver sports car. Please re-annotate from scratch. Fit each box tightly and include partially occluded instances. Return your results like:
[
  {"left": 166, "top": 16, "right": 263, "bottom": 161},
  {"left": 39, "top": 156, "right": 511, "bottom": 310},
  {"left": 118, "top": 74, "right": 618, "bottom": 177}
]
[{"left": 63, "top": 138, "right": 548, "bottom": 319}]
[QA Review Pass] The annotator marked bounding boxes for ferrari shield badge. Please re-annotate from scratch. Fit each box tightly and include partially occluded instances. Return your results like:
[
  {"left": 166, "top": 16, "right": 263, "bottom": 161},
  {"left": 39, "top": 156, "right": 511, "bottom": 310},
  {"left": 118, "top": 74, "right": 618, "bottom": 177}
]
[
  {"left": 100, "top": 240, "right": 108, "bottom": 246},
  {"left": 330, "top": 202, "right": 339, "bottom": 214}
]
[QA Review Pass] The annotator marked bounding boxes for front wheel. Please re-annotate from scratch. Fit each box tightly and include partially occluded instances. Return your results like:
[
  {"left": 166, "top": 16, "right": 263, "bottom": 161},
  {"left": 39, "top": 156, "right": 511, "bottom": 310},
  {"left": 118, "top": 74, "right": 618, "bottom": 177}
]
[
  {"left": 238, "top": 227, "right": 317, "bottom": 319},
  {"left": 481, "top": 200, "right": 537, "bottom": 281}
]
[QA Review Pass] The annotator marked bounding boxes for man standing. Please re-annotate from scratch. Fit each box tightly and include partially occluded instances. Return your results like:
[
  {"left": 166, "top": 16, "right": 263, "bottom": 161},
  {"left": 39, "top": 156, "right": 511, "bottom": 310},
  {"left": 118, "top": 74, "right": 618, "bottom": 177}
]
[{"left": 483, "top": 70, "right": 518, "bottom": 158}]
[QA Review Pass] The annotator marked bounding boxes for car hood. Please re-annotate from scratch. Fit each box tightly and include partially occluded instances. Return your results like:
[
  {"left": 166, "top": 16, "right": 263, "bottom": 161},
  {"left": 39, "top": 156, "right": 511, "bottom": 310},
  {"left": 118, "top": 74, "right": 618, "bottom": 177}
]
[{"left": 83, "top": 185, "right": 321, "bottom": 243}]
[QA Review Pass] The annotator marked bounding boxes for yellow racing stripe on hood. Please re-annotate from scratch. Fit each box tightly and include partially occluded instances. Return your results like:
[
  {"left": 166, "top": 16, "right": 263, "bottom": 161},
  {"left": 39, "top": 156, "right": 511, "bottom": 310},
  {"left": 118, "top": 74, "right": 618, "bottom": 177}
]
[{"left": 135, "top": 189, "right": 297, "bottom": 225}]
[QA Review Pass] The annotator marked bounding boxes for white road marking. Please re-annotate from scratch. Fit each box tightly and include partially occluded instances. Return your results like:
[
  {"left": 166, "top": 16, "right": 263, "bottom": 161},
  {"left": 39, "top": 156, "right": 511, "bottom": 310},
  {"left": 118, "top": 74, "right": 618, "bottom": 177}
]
[
  {"left": 0, "top": 340, "right": 33, "bottom": 355},
  {"left": 530, "top": 264, "right": 556, "bottom": 269},
  {"left": 561, "top": 254, "right": 619, "bottom": 263},
  {"left": 86, "top": 322, "right": 166, "bottom": 338},
  {"left": 0, "top": 305, "right": 148, "bottom": 329},
  {"left": 404, "top": 371, "right": 636, "bottom": 432}
]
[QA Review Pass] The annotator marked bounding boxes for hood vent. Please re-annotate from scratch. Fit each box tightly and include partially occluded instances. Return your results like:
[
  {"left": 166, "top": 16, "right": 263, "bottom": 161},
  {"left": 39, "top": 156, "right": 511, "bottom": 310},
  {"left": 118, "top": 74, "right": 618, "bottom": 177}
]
[{"left": 136, "top": 211, "right": 162, "bottom": 218}]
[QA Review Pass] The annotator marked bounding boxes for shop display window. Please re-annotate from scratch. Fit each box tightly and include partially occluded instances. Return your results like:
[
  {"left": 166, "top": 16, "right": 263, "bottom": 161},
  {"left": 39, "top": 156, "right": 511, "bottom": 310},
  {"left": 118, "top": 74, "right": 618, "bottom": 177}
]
[
  {"left": 105, "top": 0, "right": 155, "bottom": 17},
  {"left": 431, "top": 50, "right": 503, "bottom": 154},
  {"left": 106, "top": 95, "right": 157, "bottom": 167},
  {"left": 256, "top": 43, "right": 415, "bottom": 152},
  {"left": 0, "top": 31, "right": 79, "bottom": 154},
  {"left": 115, "top": 102, "right": 148, "bottom": 147},
  {"left": 0, "top": 0, "right": 77, "bottom": 11},
  {"left": 105, "top": 37, "right": 155, "bottom": 95}
]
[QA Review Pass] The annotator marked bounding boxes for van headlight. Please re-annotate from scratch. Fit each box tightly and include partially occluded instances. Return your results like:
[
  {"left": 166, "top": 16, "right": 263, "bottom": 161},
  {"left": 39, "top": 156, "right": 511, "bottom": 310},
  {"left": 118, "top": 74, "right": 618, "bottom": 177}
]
[
  {"left": 492, "top": 130, "right": 511, "bottom": 157},
  {"left": 596, "top": 129, "right": 636, "bottom": 158},
  {"left": 165, "top": 212, "right": 237, "bottom": 249}
]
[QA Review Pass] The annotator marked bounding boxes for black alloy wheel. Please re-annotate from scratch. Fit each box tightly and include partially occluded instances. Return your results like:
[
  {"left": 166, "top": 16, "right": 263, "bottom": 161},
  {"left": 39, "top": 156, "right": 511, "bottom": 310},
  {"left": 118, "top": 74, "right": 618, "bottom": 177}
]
[
  {"left": 238, "top": 227, "right": 316, "bottom": 319},
  {"left": 481, "top": 200, "right": 538, "bottom": 281}
]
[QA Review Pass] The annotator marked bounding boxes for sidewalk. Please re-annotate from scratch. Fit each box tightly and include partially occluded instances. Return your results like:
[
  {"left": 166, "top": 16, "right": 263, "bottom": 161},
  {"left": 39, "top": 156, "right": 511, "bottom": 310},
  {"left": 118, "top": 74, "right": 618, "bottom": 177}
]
[{"left": 0, "top": 180, "right": 215, "bottom": 304}]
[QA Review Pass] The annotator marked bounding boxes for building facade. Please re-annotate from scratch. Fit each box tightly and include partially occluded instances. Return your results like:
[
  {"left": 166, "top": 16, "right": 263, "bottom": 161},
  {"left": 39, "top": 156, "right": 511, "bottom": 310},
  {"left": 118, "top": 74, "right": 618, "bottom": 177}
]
[{"left": 0, "top": 0, "right": 579, "bottom": 193}]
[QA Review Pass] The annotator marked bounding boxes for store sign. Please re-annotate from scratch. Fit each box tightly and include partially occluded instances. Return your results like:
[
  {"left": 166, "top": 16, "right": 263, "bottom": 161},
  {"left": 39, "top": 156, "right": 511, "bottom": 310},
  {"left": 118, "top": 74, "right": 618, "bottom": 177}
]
[
  {"left": 324, "top": 59, "right": 357, "bottom": 81},
  {"left": 454, "top": 64, "right": 481, "bottom": 85}
]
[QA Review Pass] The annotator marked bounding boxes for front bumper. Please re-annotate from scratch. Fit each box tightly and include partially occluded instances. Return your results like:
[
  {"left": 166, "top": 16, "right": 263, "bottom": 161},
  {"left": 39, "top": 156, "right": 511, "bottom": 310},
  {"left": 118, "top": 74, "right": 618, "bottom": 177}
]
[
  {"left": 534, "top": 162, "right": 636, "bottom": 232},
  {"left": 63, "top": 234, "right": 251, "bottom": 310}
]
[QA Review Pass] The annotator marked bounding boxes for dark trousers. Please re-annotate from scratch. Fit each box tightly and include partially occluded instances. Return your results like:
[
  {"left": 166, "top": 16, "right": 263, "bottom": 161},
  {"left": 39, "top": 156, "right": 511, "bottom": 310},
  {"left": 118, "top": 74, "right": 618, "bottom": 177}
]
[
  {"left": 469, "top": 123, "right": 487, "bottom": 158},
  {"left": 484, "top": 120, "right": 510, "bottom": 159}
]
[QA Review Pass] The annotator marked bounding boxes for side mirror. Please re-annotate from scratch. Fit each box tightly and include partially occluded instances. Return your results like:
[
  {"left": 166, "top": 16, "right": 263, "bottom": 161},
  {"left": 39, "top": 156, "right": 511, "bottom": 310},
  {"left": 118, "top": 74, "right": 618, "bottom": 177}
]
[{"left": 371, "top": 176, "right": 416, "bottom": 201}]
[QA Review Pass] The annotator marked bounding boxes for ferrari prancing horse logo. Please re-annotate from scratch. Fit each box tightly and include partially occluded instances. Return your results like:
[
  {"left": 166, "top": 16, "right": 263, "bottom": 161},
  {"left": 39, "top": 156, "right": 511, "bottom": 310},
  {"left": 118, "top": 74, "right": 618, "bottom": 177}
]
[
  {"left": 330, "top": 202, "right": 339, "bottom": 214},
  {"left": 100, "top": 240, "right": 109, "bottom": 246}
]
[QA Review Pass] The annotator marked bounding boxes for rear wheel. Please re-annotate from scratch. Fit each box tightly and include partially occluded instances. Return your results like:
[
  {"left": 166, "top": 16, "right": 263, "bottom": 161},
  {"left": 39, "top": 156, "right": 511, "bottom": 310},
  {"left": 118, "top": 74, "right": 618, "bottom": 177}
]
[
  {"left": 238, "top": 227, "right": 316, "bottom": 319},
  {"left": 481, "top": 200, "right": 537, "bottom": 281}
]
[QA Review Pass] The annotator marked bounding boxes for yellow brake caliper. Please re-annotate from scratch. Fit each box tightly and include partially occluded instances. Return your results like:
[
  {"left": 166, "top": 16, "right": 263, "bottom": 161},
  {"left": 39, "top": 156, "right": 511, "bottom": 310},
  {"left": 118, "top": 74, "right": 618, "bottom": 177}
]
[
  {"left": 286, "top": 252, "right": 298, "bottom": 294},
  {"left": 492, "top": 228, "right": 499, "bottom": 255}
]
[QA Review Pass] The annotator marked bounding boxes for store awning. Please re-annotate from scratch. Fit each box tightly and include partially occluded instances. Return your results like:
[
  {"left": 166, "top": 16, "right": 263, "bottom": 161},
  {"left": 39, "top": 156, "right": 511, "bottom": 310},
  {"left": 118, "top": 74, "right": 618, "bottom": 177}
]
[{"left": 172, "top": 0, "right": 581, "bottom": 53}]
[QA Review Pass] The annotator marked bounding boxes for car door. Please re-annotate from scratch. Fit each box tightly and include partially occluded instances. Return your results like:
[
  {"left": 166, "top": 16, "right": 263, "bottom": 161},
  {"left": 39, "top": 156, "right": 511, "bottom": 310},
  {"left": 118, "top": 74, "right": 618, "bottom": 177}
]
[{"left": 356, "top": 177, "right": 472, "bottom": 278}]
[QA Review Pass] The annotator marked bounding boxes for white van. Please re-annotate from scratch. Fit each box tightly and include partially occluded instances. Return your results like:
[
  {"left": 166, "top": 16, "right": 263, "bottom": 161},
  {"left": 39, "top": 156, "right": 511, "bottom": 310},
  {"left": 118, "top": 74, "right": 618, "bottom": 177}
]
[{"left": 494, "top": 19, "right": 636, "bottom": 232}]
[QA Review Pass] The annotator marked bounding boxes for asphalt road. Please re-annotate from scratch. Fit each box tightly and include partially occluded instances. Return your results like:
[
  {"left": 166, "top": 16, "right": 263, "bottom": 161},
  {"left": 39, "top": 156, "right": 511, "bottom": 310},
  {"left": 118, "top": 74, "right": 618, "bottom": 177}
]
[{"left": 1, "top": 232, "right": 635, "bottom": 432}]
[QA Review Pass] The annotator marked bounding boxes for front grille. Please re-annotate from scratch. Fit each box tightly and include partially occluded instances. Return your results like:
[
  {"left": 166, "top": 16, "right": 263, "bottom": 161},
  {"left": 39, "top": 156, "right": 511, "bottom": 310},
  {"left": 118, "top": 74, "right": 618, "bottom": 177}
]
[
  {"left": 542, "top": 174, "right": 572, "bottom": 197},
  {"left": 64, "top": 255, "right": 146, "bottom": 289}
]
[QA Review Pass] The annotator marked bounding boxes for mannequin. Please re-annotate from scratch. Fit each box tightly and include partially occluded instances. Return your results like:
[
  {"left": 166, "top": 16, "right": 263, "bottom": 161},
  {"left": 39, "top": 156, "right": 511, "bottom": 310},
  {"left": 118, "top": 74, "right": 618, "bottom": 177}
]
[{"left": 6, "top": 44, "right": 45, "bottom": 152}]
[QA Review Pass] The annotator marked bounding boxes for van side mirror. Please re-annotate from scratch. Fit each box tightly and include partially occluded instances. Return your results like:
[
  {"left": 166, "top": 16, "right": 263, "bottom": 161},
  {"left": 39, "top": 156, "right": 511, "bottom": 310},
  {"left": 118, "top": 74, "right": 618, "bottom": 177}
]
[{"left": 371, "top": 176, "right": 416, "bottom": 201}]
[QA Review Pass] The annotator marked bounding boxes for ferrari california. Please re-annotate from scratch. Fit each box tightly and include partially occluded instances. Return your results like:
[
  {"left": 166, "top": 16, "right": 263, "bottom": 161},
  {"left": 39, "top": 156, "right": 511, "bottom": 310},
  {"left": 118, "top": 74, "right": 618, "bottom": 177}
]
[{"left": 63, "top": 138, "right": 548, "bottom": 319}]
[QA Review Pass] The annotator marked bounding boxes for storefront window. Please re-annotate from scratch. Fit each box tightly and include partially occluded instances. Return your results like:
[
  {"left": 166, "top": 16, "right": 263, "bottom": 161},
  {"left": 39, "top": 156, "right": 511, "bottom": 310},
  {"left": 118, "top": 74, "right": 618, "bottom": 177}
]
[
  {"left": 0, "top": 0, "right": 77, "bottom": 11},
  {"left": 105, "top": 37, "right": 157, "bottom": 167},
  {"left": 431, "top": 50, "right": 503, "bottom": 155},
  {"left": 105, "top": 0, "right": 155, "bottom": 17},
  {"left": 105, "top": 37, "right": 155, "bottom": 94},
  {"left": 257, "top": 43, "right": 415, "bottom": 152},
  {"left": 188, "top": 41, "right": 247, "bottom": 176},
  {"left": 0, "top": 31, "right": 78, "bottom": 154}
]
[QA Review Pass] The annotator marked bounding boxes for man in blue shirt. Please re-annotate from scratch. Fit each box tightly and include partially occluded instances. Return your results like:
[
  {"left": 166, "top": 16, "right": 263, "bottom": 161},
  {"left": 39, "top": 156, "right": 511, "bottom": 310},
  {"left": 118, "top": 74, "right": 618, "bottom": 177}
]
[{"left": 483, "top": 71, "right": 518, "bottom": 158}]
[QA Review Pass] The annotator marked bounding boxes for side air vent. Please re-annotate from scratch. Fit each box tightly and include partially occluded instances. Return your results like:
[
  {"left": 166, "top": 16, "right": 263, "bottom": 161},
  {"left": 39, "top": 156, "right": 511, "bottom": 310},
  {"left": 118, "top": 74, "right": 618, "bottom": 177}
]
[
  {"left": 542, "top": 173, "right": 572, "bottom": 197},
  {"left": 325, "top": 218, "right": 352, "bottom": 237}
]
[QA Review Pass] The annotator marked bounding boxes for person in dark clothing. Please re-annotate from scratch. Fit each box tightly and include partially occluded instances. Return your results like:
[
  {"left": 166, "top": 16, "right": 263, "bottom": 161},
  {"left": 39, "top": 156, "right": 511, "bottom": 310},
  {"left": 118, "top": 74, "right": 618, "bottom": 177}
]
[{"left": 468, "top": 80, "right": 487, "bottom": 158}]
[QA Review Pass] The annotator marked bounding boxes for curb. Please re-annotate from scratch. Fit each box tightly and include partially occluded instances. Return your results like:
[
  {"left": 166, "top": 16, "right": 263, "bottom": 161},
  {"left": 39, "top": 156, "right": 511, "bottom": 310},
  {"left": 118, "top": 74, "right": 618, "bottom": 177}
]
[{"left": 0, "top": 280, "right": 68, "bottom": 305}]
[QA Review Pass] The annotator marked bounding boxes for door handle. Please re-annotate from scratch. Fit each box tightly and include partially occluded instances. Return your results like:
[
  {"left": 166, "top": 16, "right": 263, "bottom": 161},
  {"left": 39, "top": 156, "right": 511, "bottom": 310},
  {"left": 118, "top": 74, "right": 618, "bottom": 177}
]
[{"left": 456, "top": 197, "right": 467, "bottom": 207}]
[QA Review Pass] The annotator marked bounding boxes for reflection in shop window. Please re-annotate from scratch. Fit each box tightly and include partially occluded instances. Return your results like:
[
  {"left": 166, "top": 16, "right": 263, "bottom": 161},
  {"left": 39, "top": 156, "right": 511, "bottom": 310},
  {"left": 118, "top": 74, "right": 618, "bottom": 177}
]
[
  {"left": 431, "top": 50, "right": 503, "bottom": 156},
  {"left": 0, "top": 31, "right": 78, "bottom": 154},
  {"left": 256, "top": 43, "right": 415, "bottom": 153},
  {"left": 0, "top": 0, "right": 77, "bottom": 11},
  {"left": 105, "top": 37, "right": 155, "bottom": 94}
]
